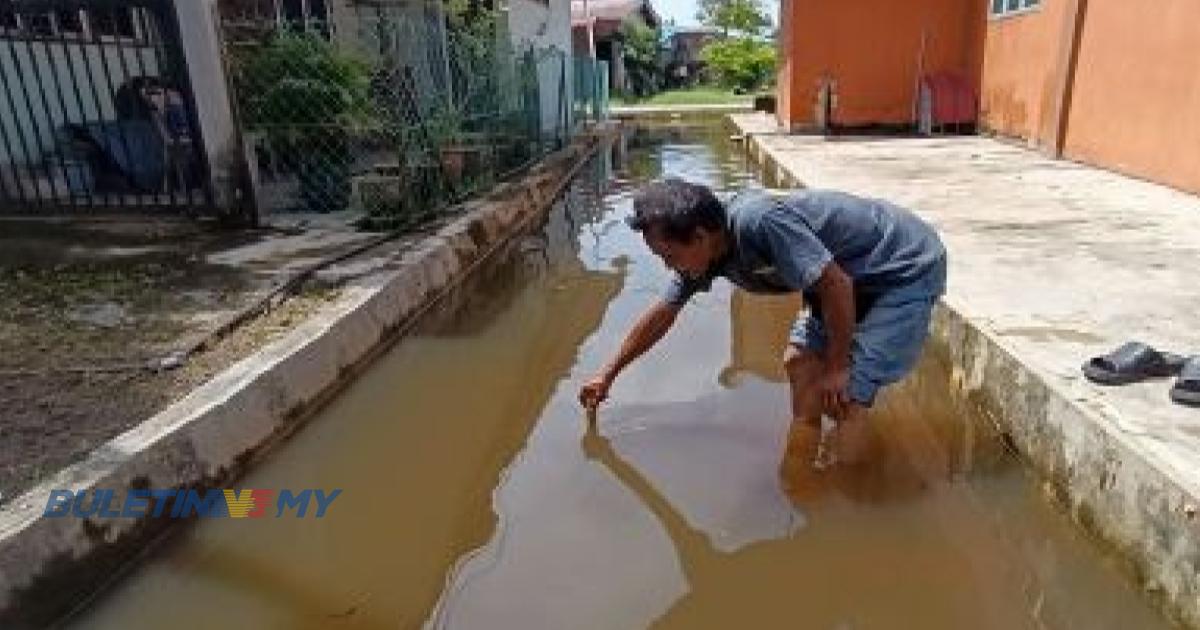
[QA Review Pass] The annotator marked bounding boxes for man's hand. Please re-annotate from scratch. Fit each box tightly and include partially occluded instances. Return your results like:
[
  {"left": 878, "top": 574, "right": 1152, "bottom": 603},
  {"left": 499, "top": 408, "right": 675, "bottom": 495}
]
[
  {"left": 579, "top": 301, "right": 679, "bottom": 411},
  {"left": 579, "top": 373, "right": 614, "bottom": 410},
  {"left": 817, "top": 363, "right": 851, "bottom": 414}
]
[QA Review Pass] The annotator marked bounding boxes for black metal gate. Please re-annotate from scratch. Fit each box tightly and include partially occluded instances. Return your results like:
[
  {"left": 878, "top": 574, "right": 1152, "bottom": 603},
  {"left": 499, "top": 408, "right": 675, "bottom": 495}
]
[{"left": 0, "top": 0, "right": 213, "bottom": 214}]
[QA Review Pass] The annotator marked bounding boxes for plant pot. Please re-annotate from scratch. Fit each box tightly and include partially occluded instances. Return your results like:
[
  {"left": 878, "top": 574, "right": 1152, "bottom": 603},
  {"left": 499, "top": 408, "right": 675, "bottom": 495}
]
[
  {"left": 440, "top": 144, "right": 490, "bottom": 186},
  {"left": 440, "top": 147, "right": 468, "bottom": 184}
]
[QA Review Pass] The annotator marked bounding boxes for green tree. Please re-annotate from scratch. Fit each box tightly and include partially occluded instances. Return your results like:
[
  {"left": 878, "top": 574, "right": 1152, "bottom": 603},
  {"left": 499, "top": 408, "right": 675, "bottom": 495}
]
[
  {"left": 697, "top": 0, "right": 770, "bottom": 36},
  {"left": 697, "top": 0, "right": 776, "bottom": 93},
  {"left": 696, "top": 0, "right": 723, "bottom": 26},
  {"left": 700, "top": 38, "right": 775, "bottom": 93},
  {"left": 619, "top": 20, "right": 662, "bottom": 98},
  {"left": 240, "top": 33, "right": 373, "bottom": 130}
]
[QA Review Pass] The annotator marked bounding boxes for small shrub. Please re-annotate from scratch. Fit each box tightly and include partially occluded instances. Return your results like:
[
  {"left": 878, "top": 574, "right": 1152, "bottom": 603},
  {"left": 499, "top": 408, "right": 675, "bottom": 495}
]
[{"left": 238, "top": 32, "right": 374, "bottom": 212}]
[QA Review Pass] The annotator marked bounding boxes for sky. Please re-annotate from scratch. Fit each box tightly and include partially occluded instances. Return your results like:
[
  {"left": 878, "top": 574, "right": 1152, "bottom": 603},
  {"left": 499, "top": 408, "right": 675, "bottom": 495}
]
[{"left": 652, "top": 0, "right": 779, "bottom": 27}]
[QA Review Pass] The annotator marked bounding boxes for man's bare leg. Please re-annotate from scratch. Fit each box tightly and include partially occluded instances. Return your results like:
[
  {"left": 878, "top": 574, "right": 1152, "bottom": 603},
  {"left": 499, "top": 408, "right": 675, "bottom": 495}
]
[
  {"left": 784, "top": 345, "right": 824, "bottom": 421},
  {"left": 833, "top": 402, "right": 872, "bottom": 465},
  {"left": 780, "top": 346, "right": 826, "bottom": 499}
]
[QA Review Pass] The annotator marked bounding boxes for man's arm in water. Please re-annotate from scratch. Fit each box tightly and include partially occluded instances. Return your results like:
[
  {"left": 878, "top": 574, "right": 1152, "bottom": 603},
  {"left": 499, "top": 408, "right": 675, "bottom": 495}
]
[{"left": 579, "top": 300, "right": 681, "bottom": 408}]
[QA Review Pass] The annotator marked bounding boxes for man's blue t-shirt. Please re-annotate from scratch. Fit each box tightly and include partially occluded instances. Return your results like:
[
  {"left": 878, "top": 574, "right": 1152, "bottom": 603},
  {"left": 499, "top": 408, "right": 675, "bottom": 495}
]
[{"left": 662, "top": 189, "right": 946, "bottom": 307}]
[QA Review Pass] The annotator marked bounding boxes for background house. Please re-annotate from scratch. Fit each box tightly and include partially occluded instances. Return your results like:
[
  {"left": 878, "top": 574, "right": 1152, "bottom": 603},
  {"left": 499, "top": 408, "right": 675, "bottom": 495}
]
[
  {"left": 571, "top": 0, "right": 660, "bottom": 92},
  {"left": 775, "top": 0, "right": 1200, "bottom": 195},
  {"left": 663, "top": 25, "right": 718, "bottom": 88}
]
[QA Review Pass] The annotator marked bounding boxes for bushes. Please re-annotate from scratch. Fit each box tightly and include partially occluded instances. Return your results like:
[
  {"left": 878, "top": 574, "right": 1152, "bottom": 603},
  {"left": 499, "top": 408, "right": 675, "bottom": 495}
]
[
  {"left": 238, "top": 32, "right": 374, "bottom": 212},
  {"left": 700, "top": 37, "right": 776, "bottom": 93},
  {"left": 620, "top": 20, "right": 662, "bottom": 98},
  {"left": 698, "top": 0, "right": 776, "bottom": 94}
]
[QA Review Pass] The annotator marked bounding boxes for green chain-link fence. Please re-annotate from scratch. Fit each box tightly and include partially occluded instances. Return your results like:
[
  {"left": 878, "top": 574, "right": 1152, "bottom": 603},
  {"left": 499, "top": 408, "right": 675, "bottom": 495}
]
[
  {"left": 221, "top": 2, "right": 578, "bottom": 226},
  {"left": 574, "top": 56, "right": 610, "bottom": 131}
]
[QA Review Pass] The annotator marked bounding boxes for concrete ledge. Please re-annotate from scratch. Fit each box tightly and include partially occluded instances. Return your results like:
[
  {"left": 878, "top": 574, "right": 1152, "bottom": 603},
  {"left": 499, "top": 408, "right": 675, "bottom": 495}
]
[
  {"left": 732, "top": 115, "right": 1200, "bottom": 628},
  {"left": 0, "top": 134, "right": 607, "bottom": 628},
  {"left": 934, "top": 302, "right": 1199, "bottom": 627}
]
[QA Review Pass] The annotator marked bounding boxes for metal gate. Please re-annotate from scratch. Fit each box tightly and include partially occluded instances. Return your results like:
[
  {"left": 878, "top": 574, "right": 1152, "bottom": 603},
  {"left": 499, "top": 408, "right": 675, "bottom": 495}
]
[{"left": 0, "top": 0, "right": 213, "bottom": 214}]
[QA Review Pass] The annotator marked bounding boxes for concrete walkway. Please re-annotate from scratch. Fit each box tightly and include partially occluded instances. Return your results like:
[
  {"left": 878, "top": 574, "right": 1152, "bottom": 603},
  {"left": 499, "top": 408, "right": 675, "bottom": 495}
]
[{"left": 730, "top": 112, "right": 1200, "bottom": 624}]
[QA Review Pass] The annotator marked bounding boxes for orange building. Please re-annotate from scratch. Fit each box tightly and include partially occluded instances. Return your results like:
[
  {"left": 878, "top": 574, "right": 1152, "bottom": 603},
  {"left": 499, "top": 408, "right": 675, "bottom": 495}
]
[{"left": 777, "top": 0, "right": 1200, "bottom": 194}]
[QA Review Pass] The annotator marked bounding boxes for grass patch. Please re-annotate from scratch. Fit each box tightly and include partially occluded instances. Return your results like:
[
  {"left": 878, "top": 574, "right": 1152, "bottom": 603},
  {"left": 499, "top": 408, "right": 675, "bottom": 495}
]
[{"left": 612, "top": 86, "right": 757, "bottom": 107}]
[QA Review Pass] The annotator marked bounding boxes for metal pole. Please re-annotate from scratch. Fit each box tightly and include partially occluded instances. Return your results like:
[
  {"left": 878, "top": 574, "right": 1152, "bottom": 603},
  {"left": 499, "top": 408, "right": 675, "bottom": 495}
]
[
  {"left": 59, "top": 9, "right": 99, "bottom": 209},
  {"left": 583, "top": 0, "right": 595, "bottom": 59}
]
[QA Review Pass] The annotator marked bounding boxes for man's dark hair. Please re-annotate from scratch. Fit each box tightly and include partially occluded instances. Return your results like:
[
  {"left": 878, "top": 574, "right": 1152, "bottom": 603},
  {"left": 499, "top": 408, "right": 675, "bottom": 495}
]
[{"left": 628, "top": 178, "right": 726, "bottom": 242}]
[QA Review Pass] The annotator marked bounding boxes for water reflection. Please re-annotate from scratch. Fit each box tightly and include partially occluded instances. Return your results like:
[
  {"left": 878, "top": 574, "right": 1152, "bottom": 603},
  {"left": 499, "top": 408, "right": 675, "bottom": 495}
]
[{"left": 721, "top": 291, "right": 802, "bottom": 386}]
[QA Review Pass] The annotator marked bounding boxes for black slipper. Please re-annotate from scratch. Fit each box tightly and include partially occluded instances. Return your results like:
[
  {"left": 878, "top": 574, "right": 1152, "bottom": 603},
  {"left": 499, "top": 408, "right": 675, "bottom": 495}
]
[
  {"left": 1170, "top": 357, "right": 1200, "bottom": 407},
  {"left": 1082, "top": 342, "right": 1186, "bottom": 385}
]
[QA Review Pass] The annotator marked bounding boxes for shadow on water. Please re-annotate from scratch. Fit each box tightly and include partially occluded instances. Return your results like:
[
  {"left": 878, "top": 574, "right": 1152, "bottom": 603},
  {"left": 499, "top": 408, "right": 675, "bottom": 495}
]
[
  {"left": 70, "top": 119, "right": 1178, "bottom": 630},
  {"left": 573, "top": 346, "right": 1022, "bottom": 629}
]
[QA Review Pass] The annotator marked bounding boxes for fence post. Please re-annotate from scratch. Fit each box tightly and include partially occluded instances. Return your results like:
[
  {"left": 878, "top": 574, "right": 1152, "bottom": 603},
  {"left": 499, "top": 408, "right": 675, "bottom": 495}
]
[
  {"left": 169, "top": 0, "right": 244, "bottom": 220},
  {"left": 558, "top": 52, "right": 567, "bottom": 146}
]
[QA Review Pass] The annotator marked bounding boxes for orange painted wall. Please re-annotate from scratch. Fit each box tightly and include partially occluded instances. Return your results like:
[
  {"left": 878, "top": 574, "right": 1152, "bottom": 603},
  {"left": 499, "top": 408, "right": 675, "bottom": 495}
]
[
  {"left": 978, "top": 1, "right": 1068, "bottom": 146},
  {"left": 1061, "top": 0, "right": 1200, "bottom": 194},
  {"left": 779, "top": 0, "right": 1200, "bottom": 193},
  {"left": 776, "top": 0, "right": 983, "bottom": 129}
]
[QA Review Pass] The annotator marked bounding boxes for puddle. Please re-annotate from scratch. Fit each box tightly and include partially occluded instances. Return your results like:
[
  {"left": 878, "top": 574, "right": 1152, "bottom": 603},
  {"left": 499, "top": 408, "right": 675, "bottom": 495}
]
[{"left": 67, "top": 121, "right": 1175, "bottom": 630}]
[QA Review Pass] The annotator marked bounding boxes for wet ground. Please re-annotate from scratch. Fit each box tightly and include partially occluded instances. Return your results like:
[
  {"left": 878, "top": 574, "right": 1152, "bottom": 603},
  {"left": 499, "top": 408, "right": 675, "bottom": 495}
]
[
  {"left": 0, "top": 216, "right": 357, "bottom": 504},
  {"left": 66, "top": 120, "right": 1176, "bottom": 629}
]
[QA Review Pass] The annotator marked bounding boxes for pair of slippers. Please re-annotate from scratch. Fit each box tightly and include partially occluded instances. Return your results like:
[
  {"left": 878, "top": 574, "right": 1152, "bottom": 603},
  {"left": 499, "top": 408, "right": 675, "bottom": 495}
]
[{"left": 1082, "top": 342, "right": 1200, "bottom": 407}]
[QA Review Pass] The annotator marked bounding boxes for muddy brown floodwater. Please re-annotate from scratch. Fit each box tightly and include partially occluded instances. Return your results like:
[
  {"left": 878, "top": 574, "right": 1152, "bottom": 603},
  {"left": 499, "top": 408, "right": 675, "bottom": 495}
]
[{"left": 67, "top": 120, "right": 1177, "bottom": 629}]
